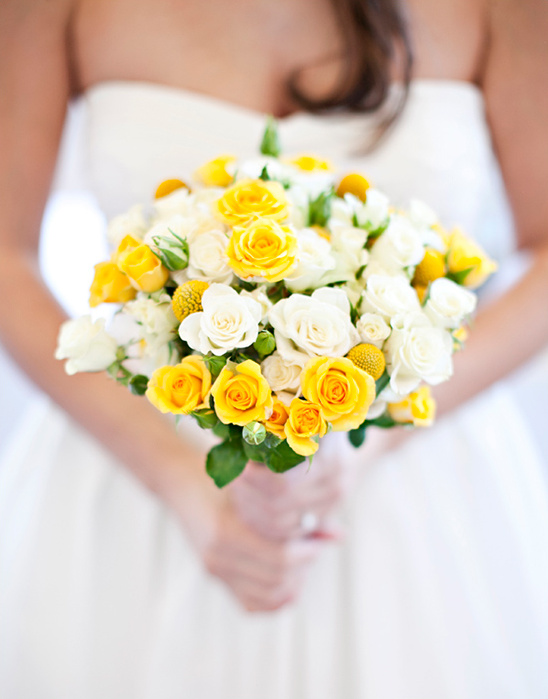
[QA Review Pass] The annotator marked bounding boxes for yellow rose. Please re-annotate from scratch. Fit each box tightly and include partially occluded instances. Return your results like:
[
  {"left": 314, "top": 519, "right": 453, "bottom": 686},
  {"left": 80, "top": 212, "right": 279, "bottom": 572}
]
[
  {"left": 301, "top": 356, "right": 376, "bottom": 431},
  {"left": 89, "top": 262, "right": 136, "bottom": 307},
  {"left": 263, "top": 397, "right": 290, "bottom": 439},
  {"left": 117, "top": 244, "right": 169, "bottom": 293},
  {"left": 226, "top": 218, "right": 297, "bottom": 282},
  {"left": 214, "top": 179, "right": 288, "bottom": 226},
  {"left": 286, "top": 154, "right": 332, "bottom": 172},
  {"left": 211, "top": 360, "right": 273, "bottom": 426},
  {"left": 112, "top": 234, "right": 142, "bottom": 265},
  {"left": 284, "top": 398, "right": 327, "bottom": 457},
  {"left": 146, "top": 356, "right": 212, "bottom": 415},
  {"left": 447, "top": 227, "right": 497, "bottom": 289},
  {"left": 387, "top": 386, "right": 436, "bottom": 427},
  {"left": 194, "top": 154, "right": 236, "bottom": 187}
]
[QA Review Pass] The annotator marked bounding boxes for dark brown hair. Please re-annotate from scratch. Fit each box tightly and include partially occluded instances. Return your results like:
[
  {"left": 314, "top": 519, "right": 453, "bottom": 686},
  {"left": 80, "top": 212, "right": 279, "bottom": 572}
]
[{"left": 289, "top": 0, "right": 413, "bottom": 126}]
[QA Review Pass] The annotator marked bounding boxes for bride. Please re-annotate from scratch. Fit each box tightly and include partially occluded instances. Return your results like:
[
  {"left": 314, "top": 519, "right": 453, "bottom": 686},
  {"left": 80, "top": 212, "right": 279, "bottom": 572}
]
[{"left": 1, "top": 0, "right": 547, "bottom": 696}]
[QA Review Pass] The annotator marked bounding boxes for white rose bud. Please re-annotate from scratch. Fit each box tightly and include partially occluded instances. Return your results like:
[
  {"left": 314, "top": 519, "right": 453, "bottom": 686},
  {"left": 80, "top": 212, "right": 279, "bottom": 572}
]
[
  {"left": 361, "top": 274, "right": 420, "bottom": 320},
  {"left": 355, "top": 189, "right": 390, "bottom": 230},
  {"left": 179, "top": 284, "right": 261, "bottom": 356},
  {"left": 425, "top": 278, "right": 477, "bottom": 329},
  {"left": 55, "top": 316, "right": 118, "bottom": 375},
  {"left": 261, "top": 351, "right": 304, "bottom": 393},
  {"left": 356, "top": 312, "right": 391, "bottom": 348}
]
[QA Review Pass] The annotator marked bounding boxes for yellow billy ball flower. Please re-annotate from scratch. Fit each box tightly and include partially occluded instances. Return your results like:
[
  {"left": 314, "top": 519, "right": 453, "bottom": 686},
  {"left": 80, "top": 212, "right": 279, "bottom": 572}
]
[
  {"left": 412, "top": 248, "right": 446, "bottom": 287},
  {"left": 214, "top": 178, "right": 288, "bottom": 226},
  {"left": 447, "top": 227, "right": 498, "bottom": 289},
  {"left": 284, "top": 398, "right": 327, "bottom": 457},
  {"left": 301, "top": 356, "right": 376, "bottom": 432},
  {"left": 336, "top": 173, "right": 371, "bottom": 202},
  {"left": 194, "top": 155, "right": 236, "bottom": 187},
  {"left": 171, "top": 280, "right": 210, "bottom": 323},
  {"left": 146, "top": 356, "right": 212, "bottom": 415},
  {"left": 387, "top": 386, "right": 436, "bottom": 427},
  {"left": 263, "top": 397, "right": 290, "bottom": 440},
  {"left": 346, "top": 343, "right": 386, "bottom": 381},
  {"left": 211, "top": 360, "right": 273, "bottom": 426},
  {"left": 154, "top": 178, "right": 189, "bottom": 199},
  {"left": 89, "top": 262, "right": 136, "bottom": 307},
  {"left": 287, "top": 154, "right": 332, "bottom": 172},
  {"left": 117, "top": 244, "right": 170, "bottom": 293},
  {"left": 226, "top": 217, "right": 298, "bottom": 282}
]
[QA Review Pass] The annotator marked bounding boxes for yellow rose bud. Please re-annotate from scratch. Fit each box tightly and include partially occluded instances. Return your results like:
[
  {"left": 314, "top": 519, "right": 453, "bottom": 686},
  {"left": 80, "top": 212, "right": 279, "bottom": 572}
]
[
  {"left": 301, "top": 356, "right": 376, "bottom": 431},
  {"left": 89, "top": 262, "right": 136, "bottom": 307},
  {"left": 284, "top": 398, "right": 327, "bottom": 457},
  {"left": 263, "top": 397, "right": 290, "bottom": 440},
  {"left": 226, "top": 217, "right": 298, "bottom": 282},
  {"left": 112, "top": 234, "right": 142, "bottom": 265},
  {"left": 154, "top": 178, "right": 189, "bottom": 199},
  {"left": 146, "top": 356, "right": 212, "bottom": 415},
  {"left": 214, "top": 178, "right": 288, "bottom": 226},
  {"left": 447, "top": 227, "right": 497, "bottom": 289},
  {"left": 387, "top": 386, "right": 436, "bottom": 427},
  {"left": 286, "top": 154, "right": 332, "bottom": 172},
  {"left": 194, "top": 154, "right": 236, "bottom": 187},
  {"left": 211, "top": 360, "right": 273, "bottom": 426},
  {"left": 336, "top": 173, "right": 371, "bottom": 202},
  {"left": 117, "top": 244, "right": 170, "bottom": 293}
]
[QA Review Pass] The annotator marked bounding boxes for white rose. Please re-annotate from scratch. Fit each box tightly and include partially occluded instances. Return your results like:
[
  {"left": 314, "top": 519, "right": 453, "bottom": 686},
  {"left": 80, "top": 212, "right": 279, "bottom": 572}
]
[
  {"left": 268, "top": 287, "right": 359, "bottom": 363},
  {"left": 55, "top": 316, "right": 118, "bottom": 375},
  {"left": 187, "top": 229, "right": 234, "bottom": 284},
  {"left": 384, "top": 314, "right": 453, "bottom": 395},
  {"left": 152, "top": 187, "right": 224, "bottom": 223},
  {"left": 361, "top": 274, "right": 420, "bottom": 320},
  {"left": 356, "top": 313, "right": 391, "bottom": 348},
  {"left": 408, "top": 198, "right": 438, "bottom": 229},
  {"left": 240, "top": 287, "right": 272, "bottom": 323},
  {"left": 179, "top": 284, "right": 262, "bottom": 356},
  {"left": 322, "top": 226, "right": 369, "bottom": 284},
  {"left": 369, "top": 215, "right": 425, "bottom": 271},
  {"left": 285, "top": 185, "right": 310, "bottom": 228},
  {"left": 107, "top": 205, "right": 148, "bottom": 247},
  {"left": 328, "top": 195, "right": 356, "bottom": 232},
  {"left": 124, "top": 294, "right": 178, "bottom": 346},
  {"left": 261, "top": 351, "right": 304, "bottom": 393},
  {"left": 356, "top": 189, "right": 390, "bottom": 230},
  {"left": 285, "top": 228, "right": 336, "bottom": 292},
  {"left": 425, "top": 278, "right": 477, "bottom": 329}
]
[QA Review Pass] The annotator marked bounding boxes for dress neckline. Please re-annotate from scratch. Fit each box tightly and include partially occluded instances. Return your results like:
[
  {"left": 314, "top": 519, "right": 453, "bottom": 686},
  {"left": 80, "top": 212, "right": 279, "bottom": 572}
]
[{"left": 83, "top": 78, "right": 484, "bottom": 126}]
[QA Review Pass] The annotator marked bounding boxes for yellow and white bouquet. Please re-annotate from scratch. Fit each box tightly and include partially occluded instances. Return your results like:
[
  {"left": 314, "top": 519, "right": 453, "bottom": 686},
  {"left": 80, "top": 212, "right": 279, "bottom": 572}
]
[{"left": 56, "top": 119, "right": 496, "bottom": 486}]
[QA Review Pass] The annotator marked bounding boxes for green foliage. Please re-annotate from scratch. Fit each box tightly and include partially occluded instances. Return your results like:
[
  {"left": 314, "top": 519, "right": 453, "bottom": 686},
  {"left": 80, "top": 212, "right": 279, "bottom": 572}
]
[
  {"left": 203, "top": 354, "right": 227, "bottom": 378},
  {"left": 259, "top": 165, "right": 271, "bottom": 181},
  {"left": 447, "top": 267, "right": 474, "bottom": 285},
  {"left": 308, "top": 189, "right": 334, "bottom": 227},
  {"left": 129, "top": 374, "right": 149, "bottom": 396},
  {"left": 348, "top": 411, "right": 397, "bottom": 449},
  {"left": 375, "top": 371, "right": 390, "bottom": 396},
  {"left": 259, "top": 116, "right": 281, "bottom": 157},
  {"left": 253, "top": 330, "right": 276, "bottom": 358},
  {"left": 192, "top": 409, "right": 219, "bottom": 430},
  {"left": 265, "top": 440, "right": 306, "bottom": 473},
  {"left": 206, "top": 438, "right": 248, "bottom": 488},
  {"left": 151, "top": 229, "right": 189, "bottom": 271}
]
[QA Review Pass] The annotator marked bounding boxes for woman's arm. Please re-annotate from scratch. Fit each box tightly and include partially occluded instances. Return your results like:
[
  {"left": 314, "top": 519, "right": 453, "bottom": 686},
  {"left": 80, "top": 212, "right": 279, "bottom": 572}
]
[
  {"left": 434, "top": 0, "right": 548, "bottom": 414},
  {"left": 0, "top": 1, "right": 327, "bottom": 612}
]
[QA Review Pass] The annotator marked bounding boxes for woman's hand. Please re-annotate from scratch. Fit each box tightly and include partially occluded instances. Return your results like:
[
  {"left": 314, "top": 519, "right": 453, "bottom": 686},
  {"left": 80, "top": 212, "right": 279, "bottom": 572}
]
[{"left": 228, "top": 434, "right": 357, "bottom": 542}]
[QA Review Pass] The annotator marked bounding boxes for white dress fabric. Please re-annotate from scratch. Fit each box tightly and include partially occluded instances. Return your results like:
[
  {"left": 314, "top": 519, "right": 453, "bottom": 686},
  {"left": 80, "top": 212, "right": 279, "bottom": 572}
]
[{"left": 1, "top": 80, "right": 548, "bottom": 699}]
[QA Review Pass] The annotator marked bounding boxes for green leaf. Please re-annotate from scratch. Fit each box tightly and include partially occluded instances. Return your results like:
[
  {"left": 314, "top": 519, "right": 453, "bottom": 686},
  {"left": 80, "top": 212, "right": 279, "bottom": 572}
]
[
  {"left": 203, "top": 354, "right": 227, "bottom": 378},
  {"left": 308, "top": 189, "right": 334, "bottom": 227},
  {"left": 447, "top": 267, "right": 475, "bottom": 285},
  {"left": 264, "top": 431, "right": 283, "bottom": 449},
  {"left": 129, "top": 374, "right": 150, "bottom": 396},
  {"left": 192, "top": 409, "right": 219, "bottom": 430},
  {"left": 348, "top": 424, "right": 367, "bottom": 448},
  {"left": 212, "top": 422, "right": 231, "bottom": 440},
  {"left": 375, "top": 371, "right": 390, "bottom": 396},
  {"left": 259, "top": 165, "right": 271, "bottom": 181},
  {"left": 206, "top": 438, "right": 248, "bottom": 488},
  {"left": 365, "top": 414, "right": 397, "bottom": 429},
  {"left": 242, "top": 441, "right": 267, "bottom": 463},
  {"left": 259, "top": 116, "right": 281, "bottom": 157},
  {"left": 265, "top": 440, "right": 305, "bottom": 473}
]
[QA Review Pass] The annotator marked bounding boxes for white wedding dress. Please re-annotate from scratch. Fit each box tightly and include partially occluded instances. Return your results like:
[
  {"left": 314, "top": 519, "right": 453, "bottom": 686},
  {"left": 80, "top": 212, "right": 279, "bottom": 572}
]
[{"left": 1, "top": 80, "right": 548, "bottom": 699}]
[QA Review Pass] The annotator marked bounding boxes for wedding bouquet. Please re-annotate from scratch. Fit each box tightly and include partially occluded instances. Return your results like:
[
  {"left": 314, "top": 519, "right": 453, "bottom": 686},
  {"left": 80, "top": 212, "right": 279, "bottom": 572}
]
[{"left": 56, "top": 119, "right": 497, "bottom": 486}]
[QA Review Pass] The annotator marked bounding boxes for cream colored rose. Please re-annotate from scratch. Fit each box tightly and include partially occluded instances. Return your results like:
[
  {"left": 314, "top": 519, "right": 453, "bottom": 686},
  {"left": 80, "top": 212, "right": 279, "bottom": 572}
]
[
  {"left": 361, "top": 274, "right": 420, "bottom": 320},
  {"left": 55, "top": 316, "right": 118, "bottom": 375},
  {"left": 369, "top": 215, "right": 425, "bottom": 272},
  {"left": 384, "top": 314, "right": 453, "bottom": 395},
  {"left": 179, "top": 284, "right": 261, "bottom": 356},
  {"left": 356, "top": 312, "right": 391, "bottom": 348},
  {"left": 322, "top": 226, "right": 369, "bottom": 284},
  {"left": 261, "top": 351, "right": 304, "bottom": 393},
  {"left": 425, "top": 278, "right": 477, "bottom": 329},
  {"left": 355, "top": 189, "right": 389, "bottom": 230},
  {"left": 187, "top": 229, "right": 234, "bottom": 284},
  {"left": 285, "top": 228, "right": 336, "bottom": 292},
  {"left": 268, "top": 287, "right": 359, "bottom": 364},
  {"left": 107, "top": 205, "right": 147, "bottom": 247}
]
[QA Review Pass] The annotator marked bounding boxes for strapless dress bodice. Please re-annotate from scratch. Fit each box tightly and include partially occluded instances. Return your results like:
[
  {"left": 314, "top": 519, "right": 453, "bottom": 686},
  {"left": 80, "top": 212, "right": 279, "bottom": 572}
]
[{"left": 77, "top": 79, "right": 515, "bottom": 263}]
